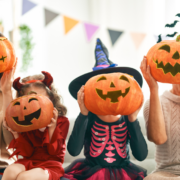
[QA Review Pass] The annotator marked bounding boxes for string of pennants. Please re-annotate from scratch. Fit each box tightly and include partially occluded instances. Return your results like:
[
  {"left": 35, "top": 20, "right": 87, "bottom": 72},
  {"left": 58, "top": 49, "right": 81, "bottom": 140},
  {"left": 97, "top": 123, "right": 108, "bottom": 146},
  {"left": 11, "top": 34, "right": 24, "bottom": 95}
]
[{"left": 22, "top": 0, "right": 148, "bottom": 49}]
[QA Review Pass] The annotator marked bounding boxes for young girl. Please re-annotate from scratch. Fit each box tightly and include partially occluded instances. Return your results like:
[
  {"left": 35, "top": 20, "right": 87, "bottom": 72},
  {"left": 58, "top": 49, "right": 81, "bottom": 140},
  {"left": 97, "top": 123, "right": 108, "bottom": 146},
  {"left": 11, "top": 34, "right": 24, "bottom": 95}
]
[
  {"left": 1, "top": 71, "right": 69, "bottom": 180},
  {"left": 63, "top": 38, "right": 147, "bottom": 180}
]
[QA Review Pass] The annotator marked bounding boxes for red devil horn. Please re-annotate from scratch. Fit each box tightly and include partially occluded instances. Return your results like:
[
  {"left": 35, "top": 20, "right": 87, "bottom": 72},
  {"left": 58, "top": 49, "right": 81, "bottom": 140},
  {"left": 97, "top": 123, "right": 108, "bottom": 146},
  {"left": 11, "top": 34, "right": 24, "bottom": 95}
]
[
  {"left": 13, "top": 77, "right": 23, "bottom": 91},
  {"left": 41, "top": 71, "right": 53, "bottom": 90}
]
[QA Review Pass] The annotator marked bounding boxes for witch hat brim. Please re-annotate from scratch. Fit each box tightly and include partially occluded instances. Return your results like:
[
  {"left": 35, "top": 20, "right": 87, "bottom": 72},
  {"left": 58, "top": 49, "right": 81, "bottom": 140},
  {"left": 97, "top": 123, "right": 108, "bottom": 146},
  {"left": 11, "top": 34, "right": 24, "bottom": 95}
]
[{"left": 69, "top": 66, "right": 143, "bottom": 99}]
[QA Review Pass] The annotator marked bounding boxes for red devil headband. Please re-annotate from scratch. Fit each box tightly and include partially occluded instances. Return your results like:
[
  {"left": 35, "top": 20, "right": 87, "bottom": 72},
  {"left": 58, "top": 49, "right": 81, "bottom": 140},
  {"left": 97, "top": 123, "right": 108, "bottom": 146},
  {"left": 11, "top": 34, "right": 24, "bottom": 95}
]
[{"left": 13, "top": 71, "right": 53, "bottom": 91}]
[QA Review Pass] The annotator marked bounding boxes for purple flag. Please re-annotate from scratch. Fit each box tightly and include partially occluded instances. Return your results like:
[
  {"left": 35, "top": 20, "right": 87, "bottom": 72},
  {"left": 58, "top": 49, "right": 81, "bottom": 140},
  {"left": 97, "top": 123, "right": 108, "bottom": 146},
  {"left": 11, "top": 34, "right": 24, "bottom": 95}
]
[
  {"left": 22, "top": 0, "right": 37, "bottom": 16},
  {"left": 83, "top": 23, "right": 99, "bottom": 42}
]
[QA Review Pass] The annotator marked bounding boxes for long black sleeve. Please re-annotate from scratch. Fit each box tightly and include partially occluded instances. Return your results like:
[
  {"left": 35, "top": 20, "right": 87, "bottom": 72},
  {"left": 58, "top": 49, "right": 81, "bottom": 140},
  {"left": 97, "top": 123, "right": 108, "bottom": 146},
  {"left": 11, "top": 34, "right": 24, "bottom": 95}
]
[
  {"left": 126, "top": 117, "right": 148, "bottom": 161},
  {"left": 67, "top": 113, "right": 88, "bottom": 156}
]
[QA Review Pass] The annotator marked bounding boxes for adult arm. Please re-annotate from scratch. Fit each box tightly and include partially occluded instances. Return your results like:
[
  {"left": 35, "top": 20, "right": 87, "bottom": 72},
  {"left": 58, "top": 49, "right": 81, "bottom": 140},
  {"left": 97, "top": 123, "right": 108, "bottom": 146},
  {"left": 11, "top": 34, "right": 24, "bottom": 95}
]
[{"left": 140, "top": 56, "right": 167, "bottom": 145}]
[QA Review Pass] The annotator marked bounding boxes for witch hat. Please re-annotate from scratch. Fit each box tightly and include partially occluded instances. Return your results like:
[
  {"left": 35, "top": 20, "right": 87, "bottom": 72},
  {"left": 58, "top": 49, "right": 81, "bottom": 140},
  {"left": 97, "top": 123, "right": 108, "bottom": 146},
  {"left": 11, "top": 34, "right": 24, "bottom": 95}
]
[{"left": 69, "top": 38, "right": 143, "bottom": 99}]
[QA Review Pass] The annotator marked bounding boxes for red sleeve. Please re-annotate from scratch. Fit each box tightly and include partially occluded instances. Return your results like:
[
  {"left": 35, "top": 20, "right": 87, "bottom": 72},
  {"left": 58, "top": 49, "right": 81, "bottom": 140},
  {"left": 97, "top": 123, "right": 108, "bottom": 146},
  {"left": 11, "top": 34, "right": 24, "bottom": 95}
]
[
  {"left": 8, "top": 132, "right": 34, "bottom": 159},
  {"left": 46, "top": 116, "right": 69, "bottom": 155}
]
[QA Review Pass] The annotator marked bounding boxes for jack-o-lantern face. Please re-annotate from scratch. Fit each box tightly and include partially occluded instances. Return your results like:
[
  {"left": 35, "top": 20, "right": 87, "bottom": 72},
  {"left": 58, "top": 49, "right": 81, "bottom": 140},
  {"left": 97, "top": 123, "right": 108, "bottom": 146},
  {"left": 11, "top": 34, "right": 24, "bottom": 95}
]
[
  {"left": 84, "top": 73, "right": 143, "bottom": 115},
  {"left": 147, "top": 36, "right": 180, "bottom": 83},
  {"left": 0, "top": 37, "right": 16, "bottom": 74},
  {"left": 6, "top": 94, "right": 54, "bottom": 132}
]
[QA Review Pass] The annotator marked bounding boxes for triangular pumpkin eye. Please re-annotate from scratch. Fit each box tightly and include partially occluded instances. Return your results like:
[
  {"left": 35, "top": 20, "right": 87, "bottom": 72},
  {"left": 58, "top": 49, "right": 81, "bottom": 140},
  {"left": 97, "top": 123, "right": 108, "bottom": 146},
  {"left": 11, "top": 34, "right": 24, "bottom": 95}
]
[
  {"left": 97, "top": 76, "right": 107, "bottom": 82},
  {"left": 159, "top": 45, "right": 170, "bottom": 53},
  {"left": 119, "top": 75, "right": 129, "bottom": 83}
]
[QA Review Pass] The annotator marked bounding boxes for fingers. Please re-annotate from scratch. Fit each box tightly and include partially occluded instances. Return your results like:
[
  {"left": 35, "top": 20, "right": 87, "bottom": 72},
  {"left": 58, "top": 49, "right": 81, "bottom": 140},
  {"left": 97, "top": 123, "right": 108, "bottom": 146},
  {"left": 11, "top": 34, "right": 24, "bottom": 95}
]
[
  {"left": 47, "top": 118, "right": 56, "bottom": 127},
  {"left": 140, "top": 56, "right": 147, "bottom": 74},
  {"left": 77, "top": 86, "right": 85, "bottom": 104}
]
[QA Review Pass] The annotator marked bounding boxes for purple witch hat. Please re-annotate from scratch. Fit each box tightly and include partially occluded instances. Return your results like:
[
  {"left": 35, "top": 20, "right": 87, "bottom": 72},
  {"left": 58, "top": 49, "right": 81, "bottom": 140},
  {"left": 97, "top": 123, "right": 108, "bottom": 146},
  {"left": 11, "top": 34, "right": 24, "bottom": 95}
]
[{"left": 69, "top": 38, "right": 143, "bottom": 99}]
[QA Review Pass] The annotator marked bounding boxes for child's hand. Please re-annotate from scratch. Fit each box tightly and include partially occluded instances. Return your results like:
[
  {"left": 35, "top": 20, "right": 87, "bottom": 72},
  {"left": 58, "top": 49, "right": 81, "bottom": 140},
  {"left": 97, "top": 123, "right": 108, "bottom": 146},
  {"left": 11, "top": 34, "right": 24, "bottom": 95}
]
[
  {"left": 77, "top": 86, "right": 89, "bottom": 116},
  {"left": 140, "top": 56, "right": 158, "bottom": 92},
  {"left": 3, "top": 118, "right": 19, "bottom": 139},
  {"left": 0, "top": 58, "right": 17, "bottom": 94},
  {"left": 128, "top": 95, "right": 144, "bottom": 122},
  {"left": 47, "top": 108, "right": 58, "bottom": 129}
]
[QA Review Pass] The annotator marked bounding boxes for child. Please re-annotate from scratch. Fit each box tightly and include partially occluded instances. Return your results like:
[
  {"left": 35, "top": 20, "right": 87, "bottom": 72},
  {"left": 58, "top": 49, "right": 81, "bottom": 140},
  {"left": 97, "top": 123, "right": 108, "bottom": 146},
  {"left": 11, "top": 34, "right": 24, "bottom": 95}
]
[
  {"left": 1, "top": 71, "right": 69, "bottom": 180},
  {"left": 63, "top": 39, "right": 148, "bottom": 180}
]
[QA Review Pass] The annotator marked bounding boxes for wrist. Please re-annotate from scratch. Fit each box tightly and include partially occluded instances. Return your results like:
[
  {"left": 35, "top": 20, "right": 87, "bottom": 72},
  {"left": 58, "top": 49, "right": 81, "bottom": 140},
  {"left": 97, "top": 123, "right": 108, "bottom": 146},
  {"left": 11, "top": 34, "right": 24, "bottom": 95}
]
[
  {"left": 81, "top": 110, "right": 88, "bottom": 116},
  {"left": 2, "top": 89, "right": 12, "bottom": 95},
  {"left": 127, "top": 114, "right": 137, "bottom": 122}
]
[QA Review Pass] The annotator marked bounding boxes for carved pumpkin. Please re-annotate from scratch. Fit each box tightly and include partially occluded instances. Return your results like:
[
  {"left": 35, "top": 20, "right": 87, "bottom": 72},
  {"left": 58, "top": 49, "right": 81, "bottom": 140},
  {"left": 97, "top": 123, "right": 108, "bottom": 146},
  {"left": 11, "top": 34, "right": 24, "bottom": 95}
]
[
  {"left": 5, "top": 94, "right": 54, "bottom": 132},
  {"left": 84, "top": 73, "right": 143, "bottom": 115},
  {"left": 147, "top": 35, "right": 180, "bottom": 83},
  {"left": 0, "top": 36, "right": 16, "bottom": 73}
]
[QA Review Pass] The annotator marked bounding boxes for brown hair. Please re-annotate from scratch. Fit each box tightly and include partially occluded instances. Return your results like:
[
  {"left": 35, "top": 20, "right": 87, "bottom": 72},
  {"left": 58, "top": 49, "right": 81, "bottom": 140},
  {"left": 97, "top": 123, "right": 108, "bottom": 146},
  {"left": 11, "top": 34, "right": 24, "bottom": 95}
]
[{"left": 16, "top": 74, "right": 67, "bottom": 116}]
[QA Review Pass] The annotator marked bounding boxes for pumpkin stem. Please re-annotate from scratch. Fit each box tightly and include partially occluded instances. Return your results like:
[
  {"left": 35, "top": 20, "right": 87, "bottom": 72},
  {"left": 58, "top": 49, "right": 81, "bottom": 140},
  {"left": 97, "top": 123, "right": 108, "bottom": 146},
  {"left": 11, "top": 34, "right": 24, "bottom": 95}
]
[
  {"left": 0, "top": 37, "right": 7, "bottom": 41},
  {"left": 27, "top": 91, "right": 37, "bottom": 95},
  {"left": 176, "top": 35, "right": 180, "bottom": 42}
]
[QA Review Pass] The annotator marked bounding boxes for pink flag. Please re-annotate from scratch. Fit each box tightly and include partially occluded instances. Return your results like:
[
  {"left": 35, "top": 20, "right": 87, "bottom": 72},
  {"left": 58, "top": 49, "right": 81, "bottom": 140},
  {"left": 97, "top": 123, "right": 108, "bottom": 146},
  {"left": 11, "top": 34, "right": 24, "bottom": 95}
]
[{"left": 83, "top": 23, "right": 99, "bottom": 42}]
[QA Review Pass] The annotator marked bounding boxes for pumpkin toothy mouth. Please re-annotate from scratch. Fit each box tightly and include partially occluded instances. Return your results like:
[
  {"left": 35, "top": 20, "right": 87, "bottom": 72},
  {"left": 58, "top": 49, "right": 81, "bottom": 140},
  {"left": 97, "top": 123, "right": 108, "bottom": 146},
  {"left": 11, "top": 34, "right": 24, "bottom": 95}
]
[
  {"left": 12, "top": 108, "right": 41, "bottom": 126},
  {"left": 96, "top": 87, "right": 130, "bottom": 103},
  {"left": 154, "top": 59, "right": 180, "bottom": 76}
]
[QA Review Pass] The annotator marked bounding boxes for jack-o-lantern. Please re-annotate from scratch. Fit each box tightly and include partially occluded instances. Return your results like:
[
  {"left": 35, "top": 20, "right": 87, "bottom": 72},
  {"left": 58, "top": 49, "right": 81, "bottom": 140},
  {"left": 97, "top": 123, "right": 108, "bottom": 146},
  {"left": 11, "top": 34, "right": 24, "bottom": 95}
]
[
  {"left": 84, "top": 72, "right": 143, "bottom": 115},
  {"left": 147, "top": 35, "right": 180, "bottom": 83},
  {"left": 6, "top": 94, "right": 54, "bottom": 132},
  {"left": 0, "top": 36, "right": 16, "bottom": 73}
]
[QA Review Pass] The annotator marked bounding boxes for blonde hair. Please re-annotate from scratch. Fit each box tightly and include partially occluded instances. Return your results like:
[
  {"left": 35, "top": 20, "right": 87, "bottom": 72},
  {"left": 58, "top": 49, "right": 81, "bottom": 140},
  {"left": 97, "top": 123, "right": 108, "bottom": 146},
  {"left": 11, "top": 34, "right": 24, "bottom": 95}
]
[{"left": 16, "top": 74, "right": 67, "bottom": 116}]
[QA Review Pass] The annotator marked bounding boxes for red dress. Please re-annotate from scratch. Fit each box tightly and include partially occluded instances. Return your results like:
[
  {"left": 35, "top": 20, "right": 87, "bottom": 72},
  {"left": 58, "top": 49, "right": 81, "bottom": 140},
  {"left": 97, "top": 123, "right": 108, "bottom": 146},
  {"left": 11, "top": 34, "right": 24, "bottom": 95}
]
[{"left": 8, "top": 116, "right": 69, "bottom": 180}]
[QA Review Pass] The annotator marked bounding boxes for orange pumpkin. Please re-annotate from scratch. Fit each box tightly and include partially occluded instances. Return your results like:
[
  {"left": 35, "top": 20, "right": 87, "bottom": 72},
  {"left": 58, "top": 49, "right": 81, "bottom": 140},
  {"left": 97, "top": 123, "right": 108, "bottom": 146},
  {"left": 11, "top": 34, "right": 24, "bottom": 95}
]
[
  {"left": 147, "top": 35, "right": 180, "bottom": 83},
  {"left": 0, "top": 36, "right": 16, "bottom": 73},
  {"left": 84, "top": 73, "right": 143, "bottom": 115},
  {"left": 6, "top": 94, "right": 54, "bottom": 132}
]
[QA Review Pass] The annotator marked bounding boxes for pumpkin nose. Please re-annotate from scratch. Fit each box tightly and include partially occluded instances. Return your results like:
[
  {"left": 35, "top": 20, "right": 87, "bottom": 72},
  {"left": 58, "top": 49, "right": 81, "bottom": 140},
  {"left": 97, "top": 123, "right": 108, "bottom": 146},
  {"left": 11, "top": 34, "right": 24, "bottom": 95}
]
[
  {"left": 172, "top": 51, "right": 180, "bottom": 59},
  {"left": 110, "top": 82, "right": 115, "bottom": 87},
  {"left": 24, "top": 106, "right": 27, "bottom": 110}
]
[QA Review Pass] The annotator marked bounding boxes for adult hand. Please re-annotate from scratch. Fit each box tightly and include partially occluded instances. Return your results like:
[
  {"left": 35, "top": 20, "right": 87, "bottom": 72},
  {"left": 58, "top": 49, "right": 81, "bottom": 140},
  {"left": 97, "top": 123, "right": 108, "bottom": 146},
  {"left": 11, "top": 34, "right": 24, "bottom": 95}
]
[
  {"left": 140, "top": 56, "right": 158, "bottom": 92},
  {"left": 77, "top": 86, "right": 89, "bottom": 116},
  {"left": 128, "top": 95, "right": 144, "bottom": 122}
]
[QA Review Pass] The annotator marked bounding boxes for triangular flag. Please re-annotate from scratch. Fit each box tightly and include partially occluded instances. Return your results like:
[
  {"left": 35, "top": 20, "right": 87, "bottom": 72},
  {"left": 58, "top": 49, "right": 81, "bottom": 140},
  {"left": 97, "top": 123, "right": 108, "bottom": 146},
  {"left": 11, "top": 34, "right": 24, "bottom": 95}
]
[
  {"left": 22, "top": 0, "right": 37, "bottom": 16},
  {"left": 83, "top": 23, "right": 99, "bottom": 42},
  {"left": 63, "top": 16, "right": 79, "bottom": 34},
  {"left": 108, "top": 29, "right": 123, "bottom": 46},
  {"left": 130, "top": 32, "right": 146, "bottom": 49},
  {"left": 44, "top": 8, "right": 59, "bottom": 26}
]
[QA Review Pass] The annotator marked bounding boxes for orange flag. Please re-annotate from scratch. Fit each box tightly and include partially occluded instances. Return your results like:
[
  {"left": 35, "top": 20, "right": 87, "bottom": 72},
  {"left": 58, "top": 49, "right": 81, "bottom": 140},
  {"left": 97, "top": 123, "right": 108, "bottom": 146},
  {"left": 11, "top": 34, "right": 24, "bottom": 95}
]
[
  {"left": 63, "top": 16, "right": 79, "bottom": 34},
  {"left": 130, "top": 32, "right": 146, "bottom": 49}
]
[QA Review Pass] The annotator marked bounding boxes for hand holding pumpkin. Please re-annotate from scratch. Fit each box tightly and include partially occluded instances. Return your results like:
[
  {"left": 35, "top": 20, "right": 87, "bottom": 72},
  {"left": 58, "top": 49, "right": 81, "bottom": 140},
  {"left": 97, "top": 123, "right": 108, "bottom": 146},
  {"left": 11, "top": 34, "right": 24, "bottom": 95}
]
[
  {"left": 128, "top": 95, "right": 144, "bottom": 122},
  {"left": 77, "top": 86, "right": 89, "bottom": 116},
  {"left": 140, "top": 56, "right": 158, "bottom": 92},
  {"left": 47, "top": 107, "right": 58, "bottom": 129},
  {"left": 0, "top": 58, "right": 17, "bottom": 94}
]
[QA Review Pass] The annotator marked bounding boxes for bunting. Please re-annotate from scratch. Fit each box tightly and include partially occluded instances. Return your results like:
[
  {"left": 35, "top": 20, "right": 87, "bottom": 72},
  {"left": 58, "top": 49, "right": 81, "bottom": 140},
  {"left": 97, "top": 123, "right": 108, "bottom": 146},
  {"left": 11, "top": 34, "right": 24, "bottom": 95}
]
[
  {"left": 130, "top": 32, "right": 146, "bottom": 49},
  {"left": 22, "top": 0, "right": 37, "bottom": 16},
  {"left": 83, "top": 23, "right": 99, "bottom": 42},
  {"left": 44, "top": 8, "right": 59, "bottom": 26},
  {"left": 63, "top": 16, "right": 79, "bottom": 34},
  {"left": 108, "top": 29, "right": 123, "bottom": 46}
]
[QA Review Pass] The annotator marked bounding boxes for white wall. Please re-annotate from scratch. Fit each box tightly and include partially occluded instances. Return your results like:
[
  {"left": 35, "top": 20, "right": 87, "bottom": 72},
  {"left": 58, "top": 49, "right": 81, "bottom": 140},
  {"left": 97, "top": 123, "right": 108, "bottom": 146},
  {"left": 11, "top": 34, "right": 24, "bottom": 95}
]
[{"left": 1, "top": 0, "right": 180, "bottom": 118}]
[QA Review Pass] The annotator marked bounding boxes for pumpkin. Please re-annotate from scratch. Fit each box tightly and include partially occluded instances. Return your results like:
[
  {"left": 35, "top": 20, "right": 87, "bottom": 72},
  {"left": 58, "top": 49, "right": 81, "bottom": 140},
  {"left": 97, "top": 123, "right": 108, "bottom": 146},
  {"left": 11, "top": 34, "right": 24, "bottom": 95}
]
[
  {"left": 0, "top": 36, "right": 16, "bottom": 73},
  {"left": 5, "top": 94, "right": 54, "bottom": 132},
  {"left": 84, "top": 72, "right": 143, "bottom": 115},
  {"left": 147, "top": 35, "right": 180, "bottom": 83}
]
